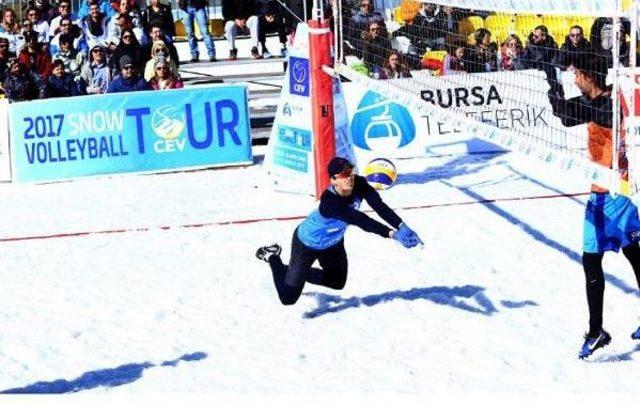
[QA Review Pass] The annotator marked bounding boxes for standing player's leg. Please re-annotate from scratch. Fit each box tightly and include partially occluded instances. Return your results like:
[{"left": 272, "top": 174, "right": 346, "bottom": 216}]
[
  {"left": 622, "top": 244, "right": 640, "bottom": 339},
  {"left": 579, "top": 251, "right": 611, "bottom": 358},
  {"left": 583, "top": 252, "right": 606, "bottom": 336}
]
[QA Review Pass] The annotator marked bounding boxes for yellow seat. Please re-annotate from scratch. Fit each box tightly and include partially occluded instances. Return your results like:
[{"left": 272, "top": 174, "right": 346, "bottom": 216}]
[
  {"left": 484, "top": 13, "right": 514, "bottom": 45},
  {"left": 175, "top": 20, "right": 187, "bottom": 39},
  {"left": 174, "top": 19, "right": 223, "bottom": 40},
  {"left": 210, "top": 18, "right": 224, "bottom": 37},
  {"left": 514, "top": 14, "right": 542, "bottom": 42},
  {"left": 542, "top": 16, "right": 571, "bottom": 43},
  {"left": 458, "top": 16, "right": 484, "bottom": 36}
]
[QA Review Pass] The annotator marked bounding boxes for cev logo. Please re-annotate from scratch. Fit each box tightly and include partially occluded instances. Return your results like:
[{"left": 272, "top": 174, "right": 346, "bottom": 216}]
[
  {"left": 350, "top": 91, "right": 415, "bottom": 152},
  {"left": 151, "top": 105, "right": 187, "bottom": 153},
  {"left": 289, "top": 57, "right": 310, "bottom": 97}
]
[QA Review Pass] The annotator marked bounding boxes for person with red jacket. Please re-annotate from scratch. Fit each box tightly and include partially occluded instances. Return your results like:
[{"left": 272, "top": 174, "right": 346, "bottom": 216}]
[{"left": 18, "top": 30, "right": 52, "bottom": 79}]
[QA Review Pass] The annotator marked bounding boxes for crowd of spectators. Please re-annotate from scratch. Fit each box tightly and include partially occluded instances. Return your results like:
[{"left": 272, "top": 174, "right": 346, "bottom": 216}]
[
  {"left": 0, "top": 0, "right": 294, "bottom": 102},
  {"left": 341, "top": 1, "right": 636, "bottom": 85}
]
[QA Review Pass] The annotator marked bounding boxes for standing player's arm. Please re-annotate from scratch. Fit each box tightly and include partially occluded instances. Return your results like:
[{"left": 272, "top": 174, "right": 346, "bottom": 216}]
[{"left": 549, "top": 94, "right": 591, "bottom": 127}]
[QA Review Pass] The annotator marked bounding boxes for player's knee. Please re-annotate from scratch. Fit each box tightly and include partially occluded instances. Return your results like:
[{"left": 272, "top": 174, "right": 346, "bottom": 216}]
[{"left": 325, "top": 275, "right": 347, "bottom": 290}]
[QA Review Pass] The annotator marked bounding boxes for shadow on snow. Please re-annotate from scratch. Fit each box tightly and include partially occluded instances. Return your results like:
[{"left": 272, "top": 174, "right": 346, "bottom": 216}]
[
  {"left": 395, "top": 150, "right": 638, "bottom": 299},
  {"left": 302, "top": 285, "right": 536, "bottom": 319},
  {"left": 1, "top": 352, "right": 208, "bottom": 394}
]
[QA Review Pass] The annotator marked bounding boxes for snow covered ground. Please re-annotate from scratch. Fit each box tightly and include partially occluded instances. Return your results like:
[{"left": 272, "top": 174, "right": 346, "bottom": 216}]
[{"left": 2, "top": 143, "right": 640, "bottom": 398}]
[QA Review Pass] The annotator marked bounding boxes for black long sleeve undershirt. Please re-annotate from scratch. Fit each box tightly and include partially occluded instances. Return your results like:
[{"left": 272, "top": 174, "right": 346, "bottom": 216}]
[{"left": 318, "top": 176, "right": 403, "bottom": 238}]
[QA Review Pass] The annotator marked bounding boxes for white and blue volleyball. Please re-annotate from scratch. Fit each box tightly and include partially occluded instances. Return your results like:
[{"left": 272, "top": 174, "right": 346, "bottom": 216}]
[{"left": 364, "top": 158, "right": 397, "bottom": 190}]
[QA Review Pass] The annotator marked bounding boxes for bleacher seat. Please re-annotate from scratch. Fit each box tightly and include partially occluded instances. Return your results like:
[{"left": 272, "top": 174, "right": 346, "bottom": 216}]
[
  {"left": 542, "top": 15, "right": 571, "bottom": 43},
  {"left": 458, "top": 15, "right": 485, "bottom": 44},
  {"left": 514, "top": 14, "right": 542, "bottom": 42},
  {"left": 484, "top": 13, "right": 514, "bottom": 44},
  {"left": 174, "top": 19, "right": 225, "bottom": 41}
]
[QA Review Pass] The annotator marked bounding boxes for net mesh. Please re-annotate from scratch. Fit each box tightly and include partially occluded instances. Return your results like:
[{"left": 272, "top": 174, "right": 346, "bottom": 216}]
[{"left": 334, "top": 0, "right": 638, "bottom": 193}]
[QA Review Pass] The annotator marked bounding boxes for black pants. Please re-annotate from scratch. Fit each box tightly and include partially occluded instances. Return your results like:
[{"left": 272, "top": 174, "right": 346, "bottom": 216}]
[
  {"left": 268, "top": 228, "right": 348, "bottom": 305},
  {"left": 583, "top": 244, "right": 640, "bottom": 335}
]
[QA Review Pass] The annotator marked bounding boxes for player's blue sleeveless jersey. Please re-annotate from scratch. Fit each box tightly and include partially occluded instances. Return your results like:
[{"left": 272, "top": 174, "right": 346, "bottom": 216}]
[{"left": 297, "top": 187, "right": 363, "bottom": 250}]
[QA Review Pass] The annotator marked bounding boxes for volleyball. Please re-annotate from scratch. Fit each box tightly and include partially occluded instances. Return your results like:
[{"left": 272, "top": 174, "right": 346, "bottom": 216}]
[{"left": 364, "top": 158, "right": 397, "bottom": 190}]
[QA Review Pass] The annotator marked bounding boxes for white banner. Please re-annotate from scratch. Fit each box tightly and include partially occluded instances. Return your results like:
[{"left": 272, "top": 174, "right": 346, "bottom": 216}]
[
  {"left": 0, "top": 99, "right": 10, "bottom": 182},
  {"left": 342, "top": 69, "right": 587, "bottom": 170},
  {"left": 263, "top": 23, "right": 317, "bottom": 195}
]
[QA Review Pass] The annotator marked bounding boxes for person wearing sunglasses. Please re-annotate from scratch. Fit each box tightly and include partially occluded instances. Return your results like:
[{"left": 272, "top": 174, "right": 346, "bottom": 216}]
[
  {"left": 256, "top": 157, "right": 423, "bottom": 306},
  {"left": 79, "top": 44, "right": 113, "bottom": 94},
  {"left": 24, "top": 7, "right": 49, "bottom": 44},
  {"left": 48, "top": 0, "right": 77, "bottom": 40},
  {"left": 148, "top": 54, "right": 182, "bottom": 90},
  {"left": 106, "top": 54, "right": 149, "bottom": 93},
  {"left": 552, "top": 25, "right": 591, "bottom": 71}
]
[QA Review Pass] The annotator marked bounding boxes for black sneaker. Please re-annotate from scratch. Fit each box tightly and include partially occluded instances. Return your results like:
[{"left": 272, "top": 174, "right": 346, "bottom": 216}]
[
  {"left": 250, "top": 46, "right": 261, "bottom": 59},
  {"left": 256, "top": 244, "right": 282, "bottom": 262},
  {"left": 209, "top": 55, "right": 217, "bottom": 62},
  {"left": 579, "top": 329, "right": 612, "bottom": 359},
  {"left": 229, "top": 48, "right": 238, "bottom": 60},
  {"left": 189, "top": 56, "right": 199, "bottom": 63}
]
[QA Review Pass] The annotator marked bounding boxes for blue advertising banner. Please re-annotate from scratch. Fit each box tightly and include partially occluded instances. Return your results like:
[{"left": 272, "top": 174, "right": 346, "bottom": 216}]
[{"left": 9, "top": 84, "right": 252, "bottom": 182}]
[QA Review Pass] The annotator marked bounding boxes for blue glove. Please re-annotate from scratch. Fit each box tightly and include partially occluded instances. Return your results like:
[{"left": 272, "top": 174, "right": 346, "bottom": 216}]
[{"left": 392, "top": 223, "right": 423, "bottom": 249}]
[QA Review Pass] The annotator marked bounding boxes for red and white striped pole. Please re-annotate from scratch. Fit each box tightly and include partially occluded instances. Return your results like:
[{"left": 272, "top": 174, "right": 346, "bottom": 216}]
[{"left": 308, "top": 0, "right": 335, "bottom": 199}]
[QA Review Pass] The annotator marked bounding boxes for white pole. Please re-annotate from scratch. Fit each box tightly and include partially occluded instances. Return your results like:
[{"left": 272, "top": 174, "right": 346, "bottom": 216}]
[
  {"left": 630, "top": 1, "right": 639, "bottom": 195},
  {"left": 612, "top": 0, "right": 622, "bottom": 180},
  {"left": 332, "top": 0, "right": 339, "bottom": 68}
]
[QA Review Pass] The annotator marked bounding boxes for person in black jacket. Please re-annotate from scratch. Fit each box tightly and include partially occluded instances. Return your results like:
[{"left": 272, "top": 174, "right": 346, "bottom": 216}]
[
  {"left": 552, "top": 25, "right": 592, "bottom": 71},
  {"left": 144, "top": 23, "right": 179, "bottom": 65},
  {"left": 47, "top": 59, "right": 80, "bottom": 97},
  {"left": 467, "top": 28, "right": 498, "bottom": 73},
  {"left": 4, "top": 59, "right": 46, "bottom": 102},
  {"left": 590, "top": 17, "right": 632, "bottom": 68},
  {"left": 523, "top": 25, "right": 561, "bottom": 95},
  {"left": 362, "top": 20, "right": 391, "bottom": 75},
  {"left": 178, "top": 0, "right": 216, "bottom": 62},
  {"left": 257, "top": 1, "right": 289, "bottom": 58},
  {"left": 223, "top": 0, "right": 260, "bottom": 60},
  {"left": 142, "top": 0, "right": 175, "bottom": 43}
]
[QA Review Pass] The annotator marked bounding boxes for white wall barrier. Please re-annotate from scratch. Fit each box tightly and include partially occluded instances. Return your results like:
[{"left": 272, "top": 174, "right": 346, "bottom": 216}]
[{"left": 0, "top": 99, "right": 10, "bottom": 182}]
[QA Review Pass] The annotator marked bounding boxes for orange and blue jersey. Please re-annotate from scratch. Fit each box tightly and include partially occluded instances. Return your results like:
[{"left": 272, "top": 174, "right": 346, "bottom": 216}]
[{"left": 552, "top": 92, "right": 640, "bottom": 252}]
